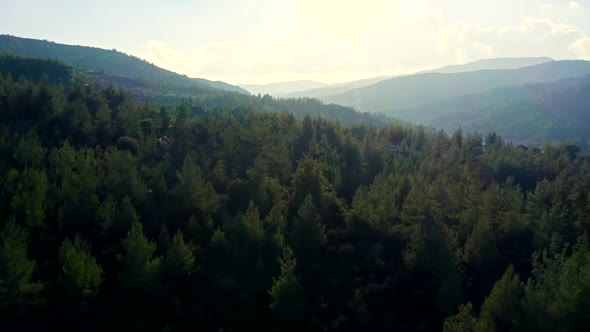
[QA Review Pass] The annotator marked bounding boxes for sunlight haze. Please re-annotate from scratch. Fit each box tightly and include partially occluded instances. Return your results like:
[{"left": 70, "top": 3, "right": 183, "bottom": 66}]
[{"left": 2, "top": 0, "right": 589, "bottom": 84}]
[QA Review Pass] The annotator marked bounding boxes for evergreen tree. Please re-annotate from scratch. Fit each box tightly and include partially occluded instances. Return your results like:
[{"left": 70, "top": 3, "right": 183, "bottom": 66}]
[
  {"left": 165, "top": 230, "right": 195, "bottom": 279},
  {"left": 57, "top": 236, "right": 103, "bottom": 305},
  {"left": 290, "top": 194, "right": 326, "bottom": 260},
  {"left": 0, "top": 221, "right": 43, "bottom": 314},
  {"left": 269, "top": 246, "right": 306, "bottom": 314},
  {"left": 118, "top": 222, "right": 162, "bottom": 291}
]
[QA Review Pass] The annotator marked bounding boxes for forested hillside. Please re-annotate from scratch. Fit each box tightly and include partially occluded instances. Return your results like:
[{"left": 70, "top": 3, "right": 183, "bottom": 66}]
[
  {"left": 0, "top": 53, "right": 386, "bottom": 127},
  {"left": 2, "top": 55, "right": 590, "bottom": 332},
  {"left": 396, "top": 75, "right": 590, "bottom": 147},
  {"left": 240, "top": 80, "right": 328, "bottom": 96},
  {"left": 324, "top": 60, "right": 590, "bottom": 113},
  {"left": 287, "top": 57, "right": 553, "bottom": 99},
  {"left": 0, "top": 35, "right": 248, "bottom": 94}
]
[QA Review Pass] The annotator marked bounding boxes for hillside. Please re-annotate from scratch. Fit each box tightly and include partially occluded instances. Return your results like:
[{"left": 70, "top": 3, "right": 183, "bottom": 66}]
[
  {"left": 285, "top": 75, "right": 394, "bottom": 99},
  {"left": 396, "top": 75, "right": 590, "bottom": 145},
  {"left": 0, "top": 34, "right": 248, "bottom": 94},
  {"left": 239, "top": 80, "right": 327, "bottom": 96},
  {"left": 0, "top": 52, "right": 74, "bottom": 84},
  {"left": 418, "top": 57, "right": 554, "bottom": 74},
  {"left": 286, "top": 57, "right": 553, "bottom": 100},
  {"left": 0, "top": 53, "right": 388, "bottom": 127},
  {"left": 323, "top": 60, "right": 590, "bottom": 113}
]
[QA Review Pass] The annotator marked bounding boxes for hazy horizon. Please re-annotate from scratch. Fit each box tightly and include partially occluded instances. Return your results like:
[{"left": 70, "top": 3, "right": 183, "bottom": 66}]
[{"left": 2, "top": 0, "right": 589, "bottom": 84}]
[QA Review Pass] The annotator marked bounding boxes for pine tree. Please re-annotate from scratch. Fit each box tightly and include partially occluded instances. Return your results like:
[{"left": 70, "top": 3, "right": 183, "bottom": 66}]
[
  {"left": 118, "top": 222, "right": 162, "bottom": 291},
  {"left": 165, "top": 230, "right": 195, "bottom": 278},
  {"left": 443, "top": 303, "right": 476, "bottom": 332},
  {"left": 58, "top": 236, "right": 103, "bottom": 305},
  {"left": 290, "top": 194, "right": 326, "bottom": 259},
  {"left": 0, "top": 221, "right": 43, "bottom": 313},
  {"left": 269, "top": 246, "right": 305, "bottom": 314},
  {"left": 476, "top": 266, "right": 523, "bottom": 332}
]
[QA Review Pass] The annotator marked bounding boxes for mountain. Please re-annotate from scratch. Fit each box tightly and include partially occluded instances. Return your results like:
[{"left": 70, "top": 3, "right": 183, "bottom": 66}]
[
  {"left": 418, "top": 57, "right": 554, "bottom": 74},
  {"left": 0, "top": 34, "right": 248, "bottom": 94},
  {"left": 285, "top": 57, "right": 554, "bottom": 100},
  {"left": 0, "top": 53, "right": 389, "bottom": 127},
  {"left": 323, "top": 60, "right": 590, "bottom": 114},
  {"left": 285, "top": 76, "right": 394, "bottom": 99},
  {"left": 395, "top": 75, "right": 590, "bottom": 145},
  {"left": 239, "top": 80, "right": 327, "bottom": 96}
]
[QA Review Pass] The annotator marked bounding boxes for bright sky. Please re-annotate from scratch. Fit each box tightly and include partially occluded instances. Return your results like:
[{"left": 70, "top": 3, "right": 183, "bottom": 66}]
[{"left": 1, "top": 0, "right": 590, "bottom": 84}]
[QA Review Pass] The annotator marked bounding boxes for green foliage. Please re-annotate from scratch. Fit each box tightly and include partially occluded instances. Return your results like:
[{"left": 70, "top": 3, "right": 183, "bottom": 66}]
[
  {"left": 464, "top": 220, "right": 499, "bottom": 273},
  {"left": 164, "top": 230, "right": 195, "bottom": 278},
  {"left": 13, "top": 132, "right": 46, "bottom": 168},
  {"left": 520, "top": 237, "right": 590, "bottom": 331},
  {"left": 476, "top": 266, "right": 524, "bottom": 332},
  {"left": 10, "top": 167, "right": 48, "bottom": 228},
  {"left": 0, "top": 52, "right": 73, "bottom": 84},
  {"left": 269, "top": 246, "right": 306, "bottom": 314},
  {"left": 116, "top": 136, "right": 139, "bottom": 154},
  {"left": 290, "top": 194, "right": 326, "bottom": 259},
  {"left": 175, "top": 153, "right": 219, "bottom": 217},
  {"left": 443, "top": 303, "right": 476, "bottom": 332},
  {"left": 444, "top": 266, "right": 523, "bottom": 332},
  {"left": 0, "top": 220, "right": 43, "bottom": 313},
  {"left": 58, "top": 236, "right": 103, "bottom": 303},
  {"left": 2, "top": 55, "right": 590, "bottom": 331},
  {"left": 118, "top": 222, "right": 162, "bottom": 291}
]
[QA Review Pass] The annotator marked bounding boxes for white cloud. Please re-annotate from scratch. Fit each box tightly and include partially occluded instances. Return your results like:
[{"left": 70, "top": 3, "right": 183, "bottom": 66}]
[
  {"left": 433, "top": 18, "right": 588, "bottom": 62},
  {"left": 138, "top": 15, "right": 590, "bottom": 84},
  {"left": 570, "top": 1, "right": 580, "bottom": 9},
  {"left": 571, "top": 37, "right": 590, "bottom": 58}
]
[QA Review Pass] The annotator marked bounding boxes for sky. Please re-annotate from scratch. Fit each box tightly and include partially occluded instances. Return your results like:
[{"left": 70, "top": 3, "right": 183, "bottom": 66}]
[{"left": 1, "top": 0, "right": 590, "bottom": 84}]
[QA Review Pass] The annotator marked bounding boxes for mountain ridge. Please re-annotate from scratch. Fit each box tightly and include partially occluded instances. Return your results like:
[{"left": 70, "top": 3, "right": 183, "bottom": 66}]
[
  {"left": 322, "top": 60, "right": 590, "bottom": 113},
  {"left": 394, "top": 75, "right": 590, "bottom": 145},
  {"left": 282, "top": 57, "right": 555, "bottom": 99},
  {"left": 239, "top": 80, "right": 327, "bottom": 96},
  {"left": 0, "top": 34, "right": 248, "bottom": 94}
]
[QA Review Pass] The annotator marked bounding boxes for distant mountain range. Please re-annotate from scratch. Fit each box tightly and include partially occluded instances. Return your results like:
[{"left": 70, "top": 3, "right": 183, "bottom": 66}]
[
  {"left": 284, "top": 76, "right": 394, "bottom": 99},
  {"left": 322, "top": 60, "right": 590, "bottom": 113},
  {"left": 239, "top": 80, "right": 327, "bottom": 96},
  {"left": 257, "top": 57, "right": 554, "bottom": 99},
  {"left": 396, "top": 75, "right": 590, "bottom": 145},
  {"left": 417, "top": 57, "right": 554, "bottom": 74},
  {"left": 0, "top": 34, "right": 248, "bottom": 95}
]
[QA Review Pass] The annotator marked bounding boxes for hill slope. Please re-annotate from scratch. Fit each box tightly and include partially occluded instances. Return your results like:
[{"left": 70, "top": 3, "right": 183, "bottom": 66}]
[
  {"left": 287, "top": 57, "right": 554, "bottom": 99},
  {"left": 240, "top": 80, "right": 327, "bottom": 96},
  {"left": 0, "top": 34, "right": 248, "bottom": 94},
  {"left": 0, "top": 53, "right": 389, "bottom": 127},
  {"left": 285, "top": 76, "right": 394, "bottom": 99},
  {"left": 323, "top": 60, "right": 590, "bottom": 113},
  {"left": 0, "top": 52, "right": 74, "bottom": 84},
  {"left": 397, "top": 75, "right": 590, "bottom": 145},
  {"left": 418, "top": 57, "right": 554, "bottom": 74}
]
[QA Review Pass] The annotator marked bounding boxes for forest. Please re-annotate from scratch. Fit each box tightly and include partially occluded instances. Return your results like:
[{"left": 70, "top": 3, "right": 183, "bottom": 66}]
[{"left": 1, "top": 55, "right": 590, "bottom": 332}]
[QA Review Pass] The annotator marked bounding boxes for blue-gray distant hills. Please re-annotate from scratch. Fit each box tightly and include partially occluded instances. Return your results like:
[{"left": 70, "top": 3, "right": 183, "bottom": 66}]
[
  {"left": 285, "top": 57, "right": 554, "bottom": 99},
  {"left": 0, "top": 34, "right": 248, "bottom": 95},
  {"left": 239, "top": 80, "right": 328, "bottom": 96},
  {"left": 322, "top": 60, "right": 590, "bottom": 113},
  {"left": 396, "top": 75, "right": 590, "bottom": 145}
]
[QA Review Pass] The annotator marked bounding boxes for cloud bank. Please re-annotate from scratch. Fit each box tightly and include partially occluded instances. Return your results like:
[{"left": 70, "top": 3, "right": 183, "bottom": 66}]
[{"left": 139, "top": 14, "right": 590, "bottom": 84}]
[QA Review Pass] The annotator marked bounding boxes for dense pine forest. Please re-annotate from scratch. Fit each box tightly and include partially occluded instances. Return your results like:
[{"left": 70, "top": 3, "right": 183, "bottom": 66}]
[{"left": 2, "top": 55, "right": 590, "bottom": 332}]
